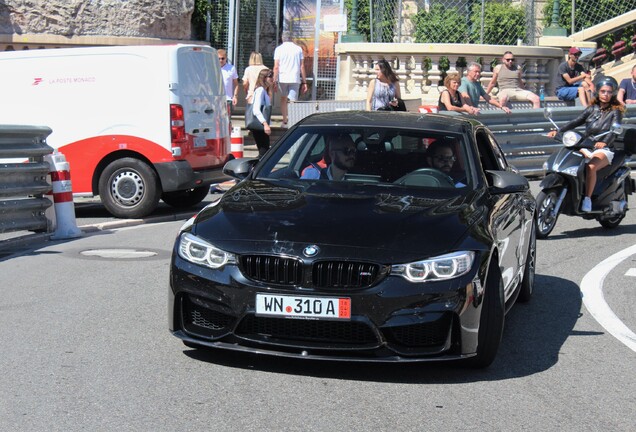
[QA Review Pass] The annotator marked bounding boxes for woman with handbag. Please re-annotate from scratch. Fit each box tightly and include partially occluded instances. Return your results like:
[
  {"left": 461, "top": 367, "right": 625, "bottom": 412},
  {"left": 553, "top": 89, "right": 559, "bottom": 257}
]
[
  {"left": 366, "top": 60, "right": 402, "bottom": 111},
  {"left": 246, "top": 68, "right": 274, "bottom": 157}
]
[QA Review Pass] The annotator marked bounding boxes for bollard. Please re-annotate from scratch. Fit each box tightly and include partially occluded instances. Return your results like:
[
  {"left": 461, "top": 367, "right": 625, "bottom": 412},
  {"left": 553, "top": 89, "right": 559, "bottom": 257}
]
[
  {"left": 419, "top": 105, "right": 438, "bottom": 114},
  {"left": 230, "top": 126, "right": 244, "bottom": 159},
  {"left": 44, "top": 152, "right": 82, "bottom": 240}
]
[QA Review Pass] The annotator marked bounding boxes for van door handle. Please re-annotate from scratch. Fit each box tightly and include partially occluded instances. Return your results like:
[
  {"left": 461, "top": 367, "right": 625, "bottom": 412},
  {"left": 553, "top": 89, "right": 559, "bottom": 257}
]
[{"left": 204, "top": 108, "right": 214, "bottom": 114}]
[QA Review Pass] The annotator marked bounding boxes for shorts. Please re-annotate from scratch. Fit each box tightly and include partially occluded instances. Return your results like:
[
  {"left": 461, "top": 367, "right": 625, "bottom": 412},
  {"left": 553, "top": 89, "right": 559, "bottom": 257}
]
[
  {"left": 498, "top": 88, "right": 535, "bottom": 102},
  {"left": 556, "top": 82, "right": 582, "bottom": 101},
  {"left": 279, "top": 83, "right": 300, "bottom": 101},
  {"left": 581, "top": 147, "right": 614, "bottom": 165}
]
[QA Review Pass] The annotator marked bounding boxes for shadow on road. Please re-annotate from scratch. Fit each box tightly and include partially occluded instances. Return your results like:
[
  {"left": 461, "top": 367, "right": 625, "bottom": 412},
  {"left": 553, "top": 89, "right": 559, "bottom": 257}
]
[
  {"left": 545, "top": 221, "right": 636, "bottom": 240},
  {"left": 184, "top": 273, "right": 584, "bottom": 383}
]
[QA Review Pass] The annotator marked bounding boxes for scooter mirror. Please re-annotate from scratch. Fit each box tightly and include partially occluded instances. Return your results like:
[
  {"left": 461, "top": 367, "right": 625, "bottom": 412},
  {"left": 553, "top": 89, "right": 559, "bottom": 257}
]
[
  {"left": 610, "top": 123, "right": 623, "bottom": 135},
  {"left": 544, "top": 108, "right": 553, "bottom": 119}
]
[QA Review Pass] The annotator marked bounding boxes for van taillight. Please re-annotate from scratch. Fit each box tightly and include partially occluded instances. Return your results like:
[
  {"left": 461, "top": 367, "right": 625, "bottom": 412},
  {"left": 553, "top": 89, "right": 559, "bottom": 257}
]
[{"left": 170, "top": 104, "right": 186, "bottom": 145}]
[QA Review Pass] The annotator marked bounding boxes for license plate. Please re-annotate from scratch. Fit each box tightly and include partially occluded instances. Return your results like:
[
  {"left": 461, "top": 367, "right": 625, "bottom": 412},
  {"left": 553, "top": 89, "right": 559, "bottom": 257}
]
[
  {"left": 194, "top": 135, "right": 207, "bottom": 148},
  {"left": 255, "top": 294, "right": 351, "bottom": 320}
]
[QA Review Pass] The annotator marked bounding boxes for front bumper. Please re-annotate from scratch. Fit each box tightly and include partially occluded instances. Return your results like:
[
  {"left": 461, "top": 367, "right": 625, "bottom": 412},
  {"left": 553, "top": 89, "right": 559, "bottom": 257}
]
[
  {"left": 154, "top": 160, "right": 231, "bottom": 192},
  {"left": 169, "top": 252, "right": 484, "bottom": 362}
]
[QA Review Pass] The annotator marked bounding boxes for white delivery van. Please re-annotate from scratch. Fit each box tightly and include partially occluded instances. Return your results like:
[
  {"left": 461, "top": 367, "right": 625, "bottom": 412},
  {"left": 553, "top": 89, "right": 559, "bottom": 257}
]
[{"left": 0, "top": 44, "right": 231, "bottom": 218}]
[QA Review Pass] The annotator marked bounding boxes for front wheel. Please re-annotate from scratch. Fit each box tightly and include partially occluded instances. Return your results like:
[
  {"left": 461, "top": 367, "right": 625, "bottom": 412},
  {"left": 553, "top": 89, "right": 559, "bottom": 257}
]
[
  {"left": 98, "top": 158, "right": 161, "bottom": 218},
  {"left": 162, "top": 186, "right": 209, "bottom": 208},
  {"left": 535, "top": 189, "right": 561, "bottom": 239},
  {"left": 466, "top": 261, "right": 505, "bottom": 368},
  {"left": 518, "top": 223, "right": 536, "bottom": 303}
]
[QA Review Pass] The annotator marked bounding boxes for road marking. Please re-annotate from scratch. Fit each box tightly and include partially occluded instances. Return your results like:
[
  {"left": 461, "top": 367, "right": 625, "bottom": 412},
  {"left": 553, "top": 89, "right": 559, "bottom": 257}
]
[
  {"left": 580, "top": 244, "right": 636, "bottom": 353},
  {"left": 626, "top": 268, "right": 636, "bottom": 277}
]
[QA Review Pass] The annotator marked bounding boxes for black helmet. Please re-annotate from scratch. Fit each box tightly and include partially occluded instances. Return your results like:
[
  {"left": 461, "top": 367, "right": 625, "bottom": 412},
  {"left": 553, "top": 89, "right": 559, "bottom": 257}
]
[{"left": 592, "top": 75, "right": 618, "bottom": 98}]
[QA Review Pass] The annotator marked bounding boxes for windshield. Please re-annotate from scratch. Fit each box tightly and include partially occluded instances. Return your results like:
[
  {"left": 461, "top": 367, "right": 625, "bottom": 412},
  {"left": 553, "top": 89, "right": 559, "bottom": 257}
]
[{"left": 256, "top": 126, "right": 473, "bottom": 190}]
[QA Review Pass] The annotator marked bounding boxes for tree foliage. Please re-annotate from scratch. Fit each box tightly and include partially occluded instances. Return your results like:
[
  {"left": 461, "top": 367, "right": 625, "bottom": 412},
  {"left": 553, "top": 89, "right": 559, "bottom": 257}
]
[
  {"left": 191, "top": 0, "right": 228, "bottom": 45},
  {"left": 413, "top": 4, "right": 468, "bottom": 44},
  {"left": 470, "top": 1, "right": 526, "bottom": 45}
]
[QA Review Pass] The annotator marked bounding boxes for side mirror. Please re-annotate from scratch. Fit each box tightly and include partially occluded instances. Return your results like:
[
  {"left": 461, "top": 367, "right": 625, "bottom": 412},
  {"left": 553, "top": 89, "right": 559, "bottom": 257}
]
[
  {"left": 485, "top": 170, "right": 529, "bottom": 194},
  {"left": 543, "top": 108, "right": 553, "bottom": 119},
  {"left": 544, "top": 107, "right": 560, "bottom": 131},
  {"left": 610, "top": 122, "right": 623, "bottom": 135},
  {"left": 223, "top": 157, "right": 259, "bottom": 180}
]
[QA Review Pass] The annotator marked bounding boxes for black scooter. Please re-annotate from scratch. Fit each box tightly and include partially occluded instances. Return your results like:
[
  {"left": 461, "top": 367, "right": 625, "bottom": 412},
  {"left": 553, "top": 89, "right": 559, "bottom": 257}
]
[{"left": 535, "top": 108, "right": 636, "bottom": 239}]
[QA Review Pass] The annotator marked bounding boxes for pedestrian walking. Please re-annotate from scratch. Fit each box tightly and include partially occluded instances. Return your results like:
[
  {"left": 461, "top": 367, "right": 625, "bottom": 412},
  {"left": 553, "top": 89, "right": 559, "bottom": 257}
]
[
  {"left": 242, "top": 51, "right": 269, "bottom": 104},
  {"left": 218, "top": 49, "right": 238, "bottom": 113},
  {"left": 247, "top": 69, "right": 274, "bottom": 158},
  {"left": 273, "top": 31, "right": 307, "bottom": 127}
]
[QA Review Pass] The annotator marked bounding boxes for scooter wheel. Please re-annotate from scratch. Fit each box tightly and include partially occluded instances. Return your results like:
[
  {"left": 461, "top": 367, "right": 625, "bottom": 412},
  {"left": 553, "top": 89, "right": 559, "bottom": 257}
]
[
  {"left": 535, "top": 189, "right": 560, "bottom": 239},
  {"left": 599, "top": 216, "right": 624, "bottom": 229},
  {"left": 599, "top": 186, "right": 627, "bottom": 229}
]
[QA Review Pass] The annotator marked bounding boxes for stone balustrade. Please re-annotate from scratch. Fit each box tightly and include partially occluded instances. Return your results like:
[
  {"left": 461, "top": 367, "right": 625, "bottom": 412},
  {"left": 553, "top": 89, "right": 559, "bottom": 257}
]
[{"left": 335, "top": 43, "right": 566, "bottom": 104}]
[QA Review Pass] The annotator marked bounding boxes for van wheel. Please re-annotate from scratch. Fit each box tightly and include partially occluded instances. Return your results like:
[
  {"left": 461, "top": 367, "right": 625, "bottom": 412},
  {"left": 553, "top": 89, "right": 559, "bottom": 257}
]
[
  {"left": 162, "top": 186, "right": 209, "bottom": 208},
  {"left": 98, "top": 158, "right": 161, "bottom": 218}
]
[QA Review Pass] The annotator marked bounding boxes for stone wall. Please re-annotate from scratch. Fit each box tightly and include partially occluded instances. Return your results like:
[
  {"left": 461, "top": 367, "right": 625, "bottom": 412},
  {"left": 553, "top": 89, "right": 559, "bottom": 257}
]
[{"left": 0, "top": 0, "right": 195, "bottom": 40}]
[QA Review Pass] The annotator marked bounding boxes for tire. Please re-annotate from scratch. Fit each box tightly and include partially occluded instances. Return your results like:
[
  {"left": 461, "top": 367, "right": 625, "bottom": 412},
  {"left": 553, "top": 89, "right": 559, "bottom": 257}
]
[
  {"left": 599, "top": 184, "right": 627, "bottom": 229},
  {"left": 535, "top": 189, "right": 561, "bottom": 239},
  {"left": 98, "top": 157, "right": 161, "bottom": 218},
  {"left": 599, "top": 216, "right": 624, "bottom": 229},
  {"left": 467, "top": 261, "right": 505, "bottom": 368},
  {"left": 518, "top": 224, "right": 536, "bottom": 303},
  {"left": 162, "top": 186, "right": 209, "bottom": 208}
]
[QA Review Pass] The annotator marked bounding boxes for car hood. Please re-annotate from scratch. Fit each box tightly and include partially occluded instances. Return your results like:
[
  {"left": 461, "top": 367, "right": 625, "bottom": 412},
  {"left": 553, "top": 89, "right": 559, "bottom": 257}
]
[{"left": 192, "top": 181, "right": 487, "bottom": 261}]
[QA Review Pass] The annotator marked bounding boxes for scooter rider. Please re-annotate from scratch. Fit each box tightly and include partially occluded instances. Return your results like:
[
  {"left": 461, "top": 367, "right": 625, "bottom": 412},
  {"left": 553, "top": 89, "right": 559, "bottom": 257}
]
[{"left": 548, "top": 76, "right": 625, "bottom": 212}]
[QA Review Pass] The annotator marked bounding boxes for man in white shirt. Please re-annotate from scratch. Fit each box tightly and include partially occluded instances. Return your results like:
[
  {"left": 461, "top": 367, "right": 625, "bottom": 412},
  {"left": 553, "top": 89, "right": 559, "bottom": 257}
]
[
  {"left": 273, "top": 31, "right": 307, "bottom": 127},
  {"left": 218, "top": 49, "right": 238, "bottom": 113}
]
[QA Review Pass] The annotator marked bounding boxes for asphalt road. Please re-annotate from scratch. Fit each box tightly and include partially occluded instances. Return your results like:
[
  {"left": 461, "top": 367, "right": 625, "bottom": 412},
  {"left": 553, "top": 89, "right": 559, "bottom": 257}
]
[{"left": 1, "top": 181, "right": 635, "bottom": 431}]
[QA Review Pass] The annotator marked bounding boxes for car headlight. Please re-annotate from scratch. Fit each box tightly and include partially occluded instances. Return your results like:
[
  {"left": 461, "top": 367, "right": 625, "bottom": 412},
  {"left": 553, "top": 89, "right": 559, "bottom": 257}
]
[
  {"left": 391, "top": 251, "right": 475, "bottom": 282},
  {"left": 562, "top": 131, "right": 581, "bottom": 147},
  {"left": 177, "top": 232, "right": 236, "bottom": 269}
]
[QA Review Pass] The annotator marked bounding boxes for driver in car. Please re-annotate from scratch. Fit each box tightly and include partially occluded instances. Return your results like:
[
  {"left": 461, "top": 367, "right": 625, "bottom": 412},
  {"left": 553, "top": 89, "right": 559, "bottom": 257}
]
[
  {"left": 301, "top": 134, "right": 357, "bottom": 181},
  {"left": 426, "top": 140, "right": 466, "bottom": 187}
]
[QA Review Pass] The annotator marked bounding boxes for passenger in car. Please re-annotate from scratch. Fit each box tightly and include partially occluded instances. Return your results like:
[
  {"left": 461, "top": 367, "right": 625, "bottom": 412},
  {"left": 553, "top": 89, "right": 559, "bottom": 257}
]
[
  {"left": 301, "top": 134, "right": 357, "bottom": 180},
  {"left": 426, "top": 140, "right": 466, "bottom": 187}
]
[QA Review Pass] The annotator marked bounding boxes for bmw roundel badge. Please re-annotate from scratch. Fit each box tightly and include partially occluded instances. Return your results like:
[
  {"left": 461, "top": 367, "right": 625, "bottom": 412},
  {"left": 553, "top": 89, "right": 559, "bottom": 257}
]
[{"left": 303, "top": 245, "right": 320, "bottom": 257}]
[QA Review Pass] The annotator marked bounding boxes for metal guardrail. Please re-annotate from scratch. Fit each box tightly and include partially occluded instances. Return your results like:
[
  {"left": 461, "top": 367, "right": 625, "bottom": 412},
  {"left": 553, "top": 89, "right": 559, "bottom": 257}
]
[
  {"left": 0, "top": 125, "right": 54, "bottom": 234},
  {"left": 290, "top": 101, "right": 635, "bottom": 177},
  {"left": 473, "top": 105, "right": 636, "bottom": 177}
]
